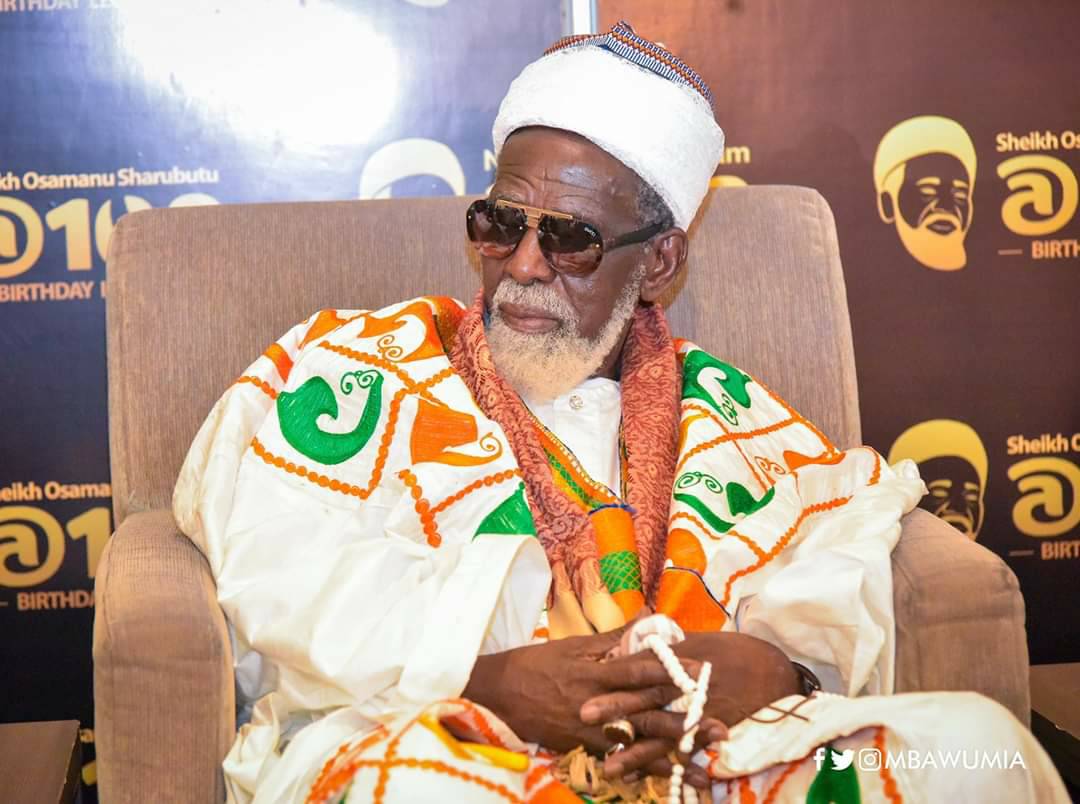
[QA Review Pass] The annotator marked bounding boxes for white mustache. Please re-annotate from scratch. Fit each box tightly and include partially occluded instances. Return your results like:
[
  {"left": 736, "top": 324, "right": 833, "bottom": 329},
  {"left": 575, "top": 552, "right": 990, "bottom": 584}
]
[{"left": 491, "top": 278, "right": 577, "bottom": 326}]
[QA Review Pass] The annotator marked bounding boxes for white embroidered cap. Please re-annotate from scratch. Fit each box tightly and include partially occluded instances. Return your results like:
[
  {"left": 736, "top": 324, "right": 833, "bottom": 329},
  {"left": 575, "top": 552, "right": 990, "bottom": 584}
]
[{"left": 492, "top": 21, "right": 725, "bottom": 231}]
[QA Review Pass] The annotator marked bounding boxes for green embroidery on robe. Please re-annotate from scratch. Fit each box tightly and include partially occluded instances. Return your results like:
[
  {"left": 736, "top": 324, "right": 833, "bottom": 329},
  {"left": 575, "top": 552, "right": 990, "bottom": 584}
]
[
  {"left": 807, "top": 745, "right": 861, "bottom": 804},
  {"left": 673, "top": 491, "right": 736, "bottom": 534},
  {"left": 673, "top": 470, "right": 734, "bottom": 532},
  {"left": 276, "top": 370, "right": 383, "bottom": 465},
  {"left": 673, "top": 472, "right": 775, "bottom": 534},
  {"left": 474, "top": 483, "right": 536, "bottom": 537},
  {"left": 727, "top": 482, "right": 776, "bottom": 518},
  {"left": 681, "top": 350, "right": 754, "bottom": 425}
]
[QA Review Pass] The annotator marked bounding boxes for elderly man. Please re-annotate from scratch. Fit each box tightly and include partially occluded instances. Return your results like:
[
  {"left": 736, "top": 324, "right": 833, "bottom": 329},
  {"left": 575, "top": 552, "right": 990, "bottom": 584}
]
[{"left": 175, "top": 23, "right": 1065, "bottom": 804}]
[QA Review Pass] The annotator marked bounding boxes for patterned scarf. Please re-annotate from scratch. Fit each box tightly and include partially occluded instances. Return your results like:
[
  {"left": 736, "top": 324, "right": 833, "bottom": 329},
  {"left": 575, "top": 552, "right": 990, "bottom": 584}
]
[{"left": 449, "top": 293, "right": 680, "bottom": 631}]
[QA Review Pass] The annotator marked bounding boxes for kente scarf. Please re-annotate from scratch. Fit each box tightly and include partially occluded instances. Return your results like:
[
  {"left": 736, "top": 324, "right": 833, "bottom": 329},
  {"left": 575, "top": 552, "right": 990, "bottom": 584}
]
[{"left": 449, "top": 293, "right": 680, "bottom": 634}]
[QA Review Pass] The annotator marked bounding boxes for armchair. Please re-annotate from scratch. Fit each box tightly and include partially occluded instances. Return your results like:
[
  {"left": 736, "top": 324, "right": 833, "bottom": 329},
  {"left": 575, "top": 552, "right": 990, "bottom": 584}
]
[{"left": 94, "top": 187, "right": 1028, "bottom": 802}]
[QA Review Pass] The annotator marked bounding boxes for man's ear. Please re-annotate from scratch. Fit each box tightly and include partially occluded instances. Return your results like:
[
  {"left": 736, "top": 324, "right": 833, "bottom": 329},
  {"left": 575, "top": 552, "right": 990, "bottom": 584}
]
[{"left": 640, "top": 228, "right": 688, "bottom": 303}]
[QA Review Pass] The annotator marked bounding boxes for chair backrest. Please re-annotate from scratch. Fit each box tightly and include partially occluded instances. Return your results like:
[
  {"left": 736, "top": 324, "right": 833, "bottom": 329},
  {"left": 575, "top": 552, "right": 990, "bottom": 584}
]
[{"left": 106, "top": 186, "right": 860, "bottom": 524}]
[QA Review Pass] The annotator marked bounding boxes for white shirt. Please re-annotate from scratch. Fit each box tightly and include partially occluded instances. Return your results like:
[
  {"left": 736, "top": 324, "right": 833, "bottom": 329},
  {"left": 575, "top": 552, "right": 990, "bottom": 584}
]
[{"left": 522, "top": 377, "right": 622, "bottom": 494}]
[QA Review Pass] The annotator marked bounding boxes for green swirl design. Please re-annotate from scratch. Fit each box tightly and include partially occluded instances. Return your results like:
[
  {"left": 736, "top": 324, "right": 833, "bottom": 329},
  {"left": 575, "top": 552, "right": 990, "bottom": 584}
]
[
  {"left": 682, "top": 351, "right": 753, "bottom": 425},
  {"left": 675, "top": 471, "right": 724, "bottom": 494},
  {"left": 276, "top": 370, "right": 384, "bottom": 465},
  {"left": 674, "top": 480, "right": 775, "bottom": 534}
]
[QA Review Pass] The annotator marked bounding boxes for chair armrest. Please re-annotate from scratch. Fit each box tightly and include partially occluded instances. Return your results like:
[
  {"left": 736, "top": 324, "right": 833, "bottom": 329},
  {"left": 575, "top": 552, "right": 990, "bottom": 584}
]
[
  {"left": 891, "top": 508, "right": 1029, "bottom": 725},
  {"left": 93, "top": 510, "right": 234, "bottom": 803}
]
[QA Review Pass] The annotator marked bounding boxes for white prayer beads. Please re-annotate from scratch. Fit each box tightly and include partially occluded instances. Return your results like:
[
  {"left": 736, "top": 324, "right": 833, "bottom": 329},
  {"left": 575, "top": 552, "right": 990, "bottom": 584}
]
[{"left": 641, "top": 633, "right": 712, "bottom": 804}]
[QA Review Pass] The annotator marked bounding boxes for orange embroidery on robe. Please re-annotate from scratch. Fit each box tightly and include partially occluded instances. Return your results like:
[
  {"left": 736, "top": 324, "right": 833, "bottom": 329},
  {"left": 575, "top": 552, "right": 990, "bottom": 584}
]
[
  {"left": 783, "top": 449, "right": 845, "bottom": 472},
  {"left": 306, "top": 725, "right": 390, "bottom": 803},
  {"left": 357, "top": 299, "right": 457, "bottom": 363},
  {"left": 299, "top": 309, "right": 350, "bottom": 350},
  {"left": 874, "top": 726, "right": 904, "bottom": 803},
  {"left": 410, "top": 397, "right": 503, "bottom": 467},
  {"left": 738, "top": 774, "right": 758, "bottom": 803},
  {"left": 263, "top": 342, "right": 293, "bottom": 381},
  {"left": 235, "top": 375, "right": 278, "bottom": 399},
  {"left": 762, "top": 760, "right": 800, "bottom": 803},
  {"left": 721, "top": 495, "right": 852, "bottom": 606},
  {"left": 677, "top": 402, "right": 773, "bottom": 491},
  {"left": 754, "top": 374, "right": 836, "bottom": 456},
  {"left": 869, "top": 450, "right": 882, "bottom": 486}
]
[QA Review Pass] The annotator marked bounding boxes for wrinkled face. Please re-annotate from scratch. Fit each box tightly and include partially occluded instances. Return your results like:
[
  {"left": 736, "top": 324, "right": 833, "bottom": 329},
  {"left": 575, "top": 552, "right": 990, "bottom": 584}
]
[
  {"left": 918, "top": 455, "right": 984, "bottom": 539},
  {"left": 481, "top": 127, "right": 654, "bottom": 341},
  {"left": 478, "top": 127, "right": 681, "bottom": 399}
]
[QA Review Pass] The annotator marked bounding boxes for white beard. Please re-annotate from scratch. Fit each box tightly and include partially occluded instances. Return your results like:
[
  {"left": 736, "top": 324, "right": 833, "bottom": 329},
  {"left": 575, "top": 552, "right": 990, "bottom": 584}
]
[{"left": 485, "top": 267, "right": 645, "bottom": 402}]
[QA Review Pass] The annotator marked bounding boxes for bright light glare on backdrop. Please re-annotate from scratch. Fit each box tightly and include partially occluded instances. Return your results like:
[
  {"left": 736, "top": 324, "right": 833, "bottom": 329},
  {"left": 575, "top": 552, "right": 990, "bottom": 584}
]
[{"left": 113, "top": 0, "right": 400, "bottom": 148}]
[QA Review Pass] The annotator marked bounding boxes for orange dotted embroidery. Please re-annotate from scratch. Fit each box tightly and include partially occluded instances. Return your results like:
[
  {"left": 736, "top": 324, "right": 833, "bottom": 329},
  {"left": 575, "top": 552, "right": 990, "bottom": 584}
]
[
  {"left": 679, "top": 403, "right": 772, "bottom": 492},
  {"left": 398, "top": 469, "right": 523, "bottom": 548},
  {"left": 306, "top": 725, "right": 390, "bottom": 803},
  {"left": 753, "top": 376, "right": 836, "bottom": 455},
  {"left": 353, "top": 757, "right": 521, "bottom": 803},
  {"left": 869, "top": 449, "right": 882, "bottom": 486},
  {"left": 448, "top": 699, "right": 511, "bottom": 749},
  {"left": 251, "top": 332, "right": 459, "bottom": 499},
  {"left": 372, "top": 712, "right": 424, "bottom": 804},
  {"left": 737, "top": 775, "right": 757, "bottom": 804},
  {"left": 235, "top": 375, "right": 278, "bottom": 399},
  {"left": 431, "top": 469, "right": 522, "bottom": 517},
  {"left": 398, "top": 469, "right": 439, "bottom": 547},
  {"left": 721, "top": 495, "right": 852, "bottom": 605},
  {"left": 874, "top": 726, "right": 903, "bottom": 803},
  {"left": 677, "top": 405, "right": 798, "bottom": 475},
  {"left": 251, "top": 375, "right": 413, "bottom": 502},
  {"left": 318, "top": 341, "right": 451, "bottom": 402},
  {"left": 762, "top": 760, "right": 799, "bottom": 804}
]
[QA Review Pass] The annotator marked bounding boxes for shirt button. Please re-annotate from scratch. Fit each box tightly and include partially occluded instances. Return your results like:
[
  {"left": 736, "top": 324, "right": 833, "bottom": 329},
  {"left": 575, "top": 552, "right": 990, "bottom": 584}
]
[{"left": 569, "top": 394, "right": 584, "bottom": 411}]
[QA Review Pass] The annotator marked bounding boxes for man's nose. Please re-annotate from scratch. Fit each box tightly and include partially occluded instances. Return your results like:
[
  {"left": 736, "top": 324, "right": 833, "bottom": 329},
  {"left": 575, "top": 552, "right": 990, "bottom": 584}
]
[{"left": 503, "top": 227, "right": 556, "bottom": 285}]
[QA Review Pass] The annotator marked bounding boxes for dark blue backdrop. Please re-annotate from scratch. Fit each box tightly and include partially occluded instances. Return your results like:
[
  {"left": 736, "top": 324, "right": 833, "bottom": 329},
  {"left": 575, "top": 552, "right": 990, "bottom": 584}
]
[{"left": 0, "top": 1, "right": 565, "bottom": 792}]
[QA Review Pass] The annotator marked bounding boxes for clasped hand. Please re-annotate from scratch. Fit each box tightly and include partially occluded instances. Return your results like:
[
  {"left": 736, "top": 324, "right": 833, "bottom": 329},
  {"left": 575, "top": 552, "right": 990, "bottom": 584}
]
[{"left": 464, "top": 628, "right": 800, "bottom": 790}]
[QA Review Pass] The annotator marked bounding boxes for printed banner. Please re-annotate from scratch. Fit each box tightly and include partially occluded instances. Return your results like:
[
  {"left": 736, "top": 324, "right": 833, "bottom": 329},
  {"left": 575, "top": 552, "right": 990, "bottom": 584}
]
[
  {"left": 0, "top": 0, "right": 564, "bottom": 794},
  {"left": 598, "top": 0, "right": 1079, "bottom": 663}
]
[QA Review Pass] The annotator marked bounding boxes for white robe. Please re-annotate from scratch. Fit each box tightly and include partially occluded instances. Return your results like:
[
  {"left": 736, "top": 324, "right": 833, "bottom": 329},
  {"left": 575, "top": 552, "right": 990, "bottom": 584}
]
[{"left": 173, "top": 302, "right": 1067, "bottom": 802}]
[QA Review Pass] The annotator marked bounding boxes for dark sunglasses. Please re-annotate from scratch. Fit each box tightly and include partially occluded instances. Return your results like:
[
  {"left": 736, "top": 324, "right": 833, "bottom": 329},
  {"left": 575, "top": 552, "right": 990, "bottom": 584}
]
[{"left": 466, "top": 198, "right": 665, "bottom": 277}]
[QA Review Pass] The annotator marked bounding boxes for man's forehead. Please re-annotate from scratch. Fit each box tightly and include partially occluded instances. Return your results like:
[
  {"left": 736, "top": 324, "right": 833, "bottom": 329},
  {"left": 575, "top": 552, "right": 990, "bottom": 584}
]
[{"left": 493, "top": 127, "right": 641, "bottom": 214}]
